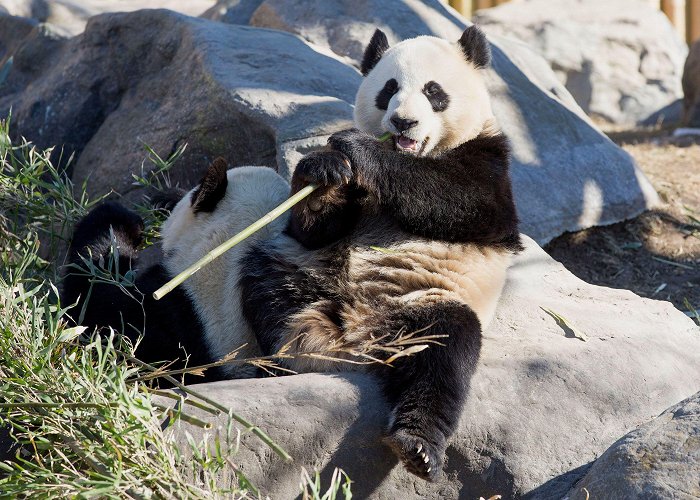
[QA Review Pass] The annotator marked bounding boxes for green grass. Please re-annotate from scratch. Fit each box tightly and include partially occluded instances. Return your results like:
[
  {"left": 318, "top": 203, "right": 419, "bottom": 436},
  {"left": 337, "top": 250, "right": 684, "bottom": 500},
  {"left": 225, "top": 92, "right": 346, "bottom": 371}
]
[{"left": 0, "top": 116, "right": 352, "bottom": 498}]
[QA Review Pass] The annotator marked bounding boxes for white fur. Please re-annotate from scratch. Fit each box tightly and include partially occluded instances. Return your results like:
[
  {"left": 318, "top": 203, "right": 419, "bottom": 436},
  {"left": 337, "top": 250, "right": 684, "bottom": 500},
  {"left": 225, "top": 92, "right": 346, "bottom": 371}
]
[
  {"left": 161, "top": 166, "right": 290, "bottom": 377},
  {"left": 354, "top": 36, "right": 495, "bottom": 155}
]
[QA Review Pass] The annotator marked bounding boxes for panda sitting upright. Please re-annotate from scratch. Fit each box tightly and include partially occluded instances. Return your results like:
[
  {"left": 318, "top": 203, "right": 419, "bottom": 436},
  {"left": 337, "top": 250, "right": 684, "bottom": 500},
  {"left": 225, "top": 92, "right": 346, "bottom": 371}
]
[{"left": 239, "top": 25, "right": 520, "bottom": 480}]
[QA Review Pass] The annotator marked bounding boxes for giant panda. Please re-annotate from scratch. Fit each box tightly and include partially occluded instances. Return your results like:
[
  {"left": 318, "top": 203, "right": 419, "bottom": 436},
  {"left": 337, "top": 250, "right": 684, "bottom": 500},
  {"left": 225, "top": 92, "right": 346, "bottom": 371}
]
[
  {"left": 238, "top": 26, "right": 520, "bottom": 480},
  {"left": 61, "top": 162, "right": 290, "bottom": 382}
]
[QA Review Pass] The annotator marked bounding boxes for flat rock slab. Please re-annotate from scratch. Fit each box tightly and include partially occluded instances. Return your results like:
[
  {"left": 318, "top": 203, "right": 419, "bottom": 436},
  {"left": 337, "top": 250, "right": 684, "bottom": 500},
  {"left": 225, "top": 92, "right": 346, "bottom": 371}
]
[
  {"left": 568, "top": 391, "right": 700, "bottom": 500},
  {"left": 0, "top": 10, "right": 359, "bottom": 202},
  {"left": 206, "top": 0, "right": 659, "bottom": 244},
  {"left": 159, "top": 236, "right": 700, "bottom": 499}
]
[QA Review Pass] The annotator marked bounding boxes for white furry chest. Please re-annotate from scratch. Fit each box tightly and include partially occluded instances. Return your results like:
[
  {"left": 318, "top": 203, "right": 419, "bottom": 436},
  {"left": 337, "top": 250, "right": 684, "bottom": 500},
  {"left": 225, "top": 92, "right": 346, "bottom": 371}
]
[{"left": 347, "top": 240, "right": 513, "bottom": 329}]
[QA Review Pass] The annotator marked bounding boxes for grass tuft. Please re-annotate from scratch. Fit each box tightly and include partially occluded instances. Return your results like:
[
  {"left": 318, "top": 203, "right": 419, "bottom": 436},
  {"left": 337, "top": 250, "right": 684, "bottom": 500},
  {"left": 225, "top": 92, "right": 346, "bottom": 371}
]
[
  {"left": 0, "top": 116, "right": 265, "bottom": 497},
  {"left": 0, "top": 115, "right": 363, "bottom": 498}
]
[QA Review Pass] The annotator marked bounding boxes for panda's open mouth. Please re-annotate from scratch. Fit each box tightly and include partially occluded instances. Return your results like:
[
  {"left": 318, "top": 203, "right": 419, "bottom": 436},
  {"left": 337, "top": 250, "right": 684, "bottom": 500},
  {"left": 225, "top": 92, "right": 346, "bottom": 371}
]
[{"left": 394, "top": 134, "right": 427, "bottom": 155}]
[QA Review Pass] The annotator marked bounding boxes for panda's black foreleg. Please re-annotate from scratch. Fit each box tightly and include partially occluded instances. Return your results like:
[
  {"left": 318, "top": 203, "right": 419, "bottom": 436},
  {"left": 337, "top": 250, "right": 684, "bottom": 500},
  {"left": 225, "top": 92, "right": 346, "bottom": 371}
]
[{"left": 372, "top": 300, "right": 482, "bottom": 481}]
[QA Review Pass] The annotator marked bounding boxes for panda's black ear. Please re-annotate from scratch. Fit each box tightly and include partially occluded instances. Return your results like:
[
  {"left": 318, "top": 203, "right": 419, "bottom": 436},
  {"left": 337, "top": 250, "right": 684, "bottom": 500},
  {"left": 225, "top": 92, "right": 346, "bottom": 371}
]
[
  {"left": 191, "top": 157, "right": 228, "bottom": 214},
  {"left": 361, "top": 29, "right": 390, "bottom": 76},
  {"left": 458, "top": 25, "right": 491, "bottom": 69}
]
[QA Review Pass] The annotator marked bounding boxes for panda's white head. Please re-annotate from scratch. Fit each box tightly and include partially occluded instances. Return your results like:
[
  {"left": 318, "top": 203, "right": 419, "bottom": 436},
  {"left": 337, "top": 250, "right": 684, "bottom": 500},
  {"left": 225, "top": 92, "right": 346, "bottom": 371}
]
[
  {"left": 354, "top": 26, "right": 495, "bottom": 157},
  {"left": 161, "top": 160, "right": 289, "bottom": 268}
]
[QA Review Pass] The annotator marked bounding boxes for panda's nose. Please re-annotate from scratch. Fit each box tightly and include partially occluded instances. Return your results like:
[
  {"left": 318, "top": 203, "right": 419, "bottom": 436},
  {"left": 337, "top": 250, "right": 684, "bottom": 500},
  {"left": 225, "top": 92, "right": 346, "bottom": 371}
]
[{"left": 391, "top": 116, "right": 418, "bottom": 133}]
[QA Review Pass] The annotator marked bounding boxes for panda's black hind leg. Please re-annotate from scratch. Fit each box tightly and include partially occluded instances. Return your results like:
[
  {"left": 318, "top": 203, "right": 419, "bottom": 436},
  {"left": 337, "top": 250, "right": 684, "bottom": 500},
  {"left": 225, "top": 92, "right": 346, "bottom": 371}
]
[
  {"left": 373, "top": 301, "right": 482, "bottom": 481},
  {"left": 67, "top": 201, "right": 144, "bottom": 261},
  {"left": 62, "top": 201, "right": 145, "bottom": 330}
]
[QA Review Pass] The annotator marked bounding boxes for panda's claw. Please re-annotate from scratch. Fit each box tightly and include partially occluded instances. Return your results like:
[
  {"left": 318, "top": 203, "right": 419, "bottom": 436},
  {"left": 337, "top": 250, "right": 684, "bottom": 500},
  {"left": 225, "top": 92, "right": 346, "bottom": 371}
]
[{"left": 384, "top": 428, "right": 444, "bottom": 482}]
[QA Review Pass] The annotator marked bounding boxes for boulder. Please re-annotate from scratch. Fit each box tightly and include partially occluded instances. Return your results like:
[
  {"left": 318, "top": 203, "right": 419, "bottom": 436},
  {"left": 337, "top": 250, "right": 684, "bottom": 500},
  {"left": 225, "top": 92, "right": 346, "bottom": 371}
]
[
  {"left": 0, "top": 10, "right": 359, "bottom": 201},
  {"left": 568, "top": 391, "right": 700, "bottom": 500},
  {"left": 0, "top": 16, "right": 66, "bottom": 94},
  {"left": 682, "top": 40, "right": 700, "bottom": 127},
  {"left": 0, "top": 14, "right": 36, "bottom": 62},
  {"left": 1, "top": 3, "right": 659, "bottom": 243},
  {"left": 158, "top": 236, "right": 700, "bottom": 499},
  {"left": 202, "top": 0, "right": 264, "bottom": 26},
  {"left": 473, "top": 0, "right": 687, "bottom": 126},
  {"left": 0, "top": 0, "right": 216, "bottom": 35},
  {"left": 203, "top": 0, "right": 658, "bottom": 244}
]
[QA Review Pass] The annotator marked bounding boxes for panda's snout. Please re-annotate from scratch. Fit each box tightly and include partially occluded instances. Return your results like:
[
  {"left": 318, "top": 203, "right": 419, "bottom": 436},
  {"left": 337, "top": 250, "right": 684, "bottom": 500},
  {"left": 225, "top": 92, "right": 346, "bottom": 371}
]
[{"left": 390, "top": 115, "right": 418, "bottom": 133}]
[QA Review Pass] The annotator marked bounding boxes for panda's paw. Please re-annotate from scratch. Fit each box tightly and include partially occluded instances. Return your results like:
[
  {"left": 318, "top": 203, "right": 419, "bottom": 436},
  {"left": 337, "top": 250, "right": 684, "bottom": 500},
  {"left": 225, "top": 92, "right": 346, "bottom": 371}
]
[
  {"left": 327, "top": 128, "right": 377, "bottom": 166},
  {"left": 293, "top": 150, "right": 352, "bottom": 188},
  {"left": 384, "top": 428, "right": 444, "bottom": 482}
]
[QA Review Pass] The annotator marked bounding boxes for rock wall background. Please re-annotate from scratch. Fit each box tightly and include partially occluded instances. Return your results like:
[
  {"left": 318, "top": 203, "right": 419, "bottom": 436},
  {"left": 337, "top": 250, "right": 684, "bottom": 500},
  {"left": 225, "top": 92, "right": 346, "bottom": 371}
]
[{"left": 0, "top": 1, "right": 660, "bottom": 244}]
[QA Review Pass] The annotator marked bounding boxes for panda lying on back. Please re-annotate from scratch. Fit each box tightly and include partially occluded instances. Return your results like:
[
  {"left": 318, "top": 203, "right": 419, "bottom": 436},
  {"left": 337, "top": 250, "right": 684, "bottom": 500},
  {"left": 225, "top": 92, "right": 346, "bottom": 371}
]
[
  {"left": 62, "top": 163, "right": 291, "bottom": 382},
  {"left": 62, "top": 26, "right": 519, "bottom": 481},
  {"left": 240, "top": 26, "right": 520, "bottom": 480}
]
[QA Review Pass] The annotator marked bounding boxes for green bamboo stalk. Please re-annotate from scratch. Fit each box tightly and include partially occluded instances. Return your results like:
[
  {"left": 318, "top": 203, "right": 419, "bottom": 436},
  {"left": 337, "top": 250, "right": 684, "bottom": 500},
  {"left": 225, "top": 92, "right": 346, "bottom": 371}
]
[
  {"left": 153, "top": 132, "right": 393, "bottom": 301},
  {"left": 153, "top": 184, "right": 316, "bottom": 300}
]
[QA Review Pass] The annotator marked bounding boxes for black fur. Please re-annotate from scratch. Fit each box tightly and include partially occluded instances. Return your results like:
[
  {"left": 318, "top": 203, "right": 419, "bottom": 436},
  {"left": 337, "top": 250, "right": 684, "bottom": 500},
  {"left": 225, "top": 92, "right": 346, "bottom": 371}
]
[
  {"left": 61, "top": 202, "right": 223, "bottom": 385},
  {"left": 375, "top": 78, "right": 398, "bottom": 110},
  {"left": 191, "top": 157, "right": 228, "bottom": 214},
  {"left": 289, "top": 150, "right": 365, "bottom": 249},
  {"left": 239, "top": 245, "right": 336, "bottom": 359},
  {"left": 361, "top": 29, "right": 390, "bottom": 76},
  {"left": 294, "top": 128, "right": 521, "bottom": 250},
  {"left": 422, "top": 81, "right": 450, "bottom": 112},
  {"left": 149, "top": 187, "right": 187, "bottom": 212},
  {"left": 458, "top": 25, "right": 491, "bottom": 69}
]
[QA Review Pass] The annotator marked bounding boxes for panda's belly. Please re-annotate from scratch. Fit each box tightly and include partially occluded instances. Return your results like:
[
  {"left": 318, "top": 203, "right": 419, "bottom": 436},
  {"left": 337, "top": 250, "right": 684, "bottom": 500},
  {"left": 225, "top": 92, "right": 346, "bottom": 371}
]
[
  {"left": 284, "top": 228, "right": 513, "bottom": 373},
  {"left": 344, "top": 239, "right": 512, "bottom": 330}
]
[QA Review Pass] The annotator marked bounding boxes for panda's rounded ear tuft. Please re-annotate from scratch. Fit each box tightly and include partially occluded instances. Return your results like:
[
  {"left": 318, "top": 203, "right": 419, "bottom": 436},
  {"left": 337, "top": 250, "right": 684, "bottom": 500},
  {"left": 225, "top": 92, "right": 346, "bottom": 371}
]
[
  {"left": 361, "top": 29, "right": 390, "bottom": 76},
  {"left": 191, "top": 157, "right": 228, "bottom": 214},
  {"left": 458, "top": 25, "right": 491, "bottom": 69}
]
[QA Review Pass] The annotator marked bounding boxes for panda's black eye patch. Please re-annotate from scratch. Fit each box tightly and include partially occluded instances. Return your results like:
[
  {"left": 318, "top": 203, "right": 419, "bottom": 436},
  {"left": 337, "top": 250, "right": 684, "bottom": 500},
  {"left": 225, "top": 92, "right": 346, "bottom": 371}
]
[
  {"left": 423, "top": 81, "right": 449, "bottom": 112},
  {"left": 375, "top": 78, "right": 399, "bottom": 110}
]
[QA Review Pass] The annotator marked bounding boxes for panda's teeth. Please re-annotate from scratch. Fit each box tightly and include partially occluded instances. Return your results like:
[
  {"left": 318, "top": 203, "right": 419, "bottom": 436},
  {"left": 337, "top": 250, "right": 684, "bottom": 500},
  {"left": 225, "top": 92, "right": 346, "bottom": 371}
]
[{"left": 397, "top": 135, "right": 419, "bottom": 151}]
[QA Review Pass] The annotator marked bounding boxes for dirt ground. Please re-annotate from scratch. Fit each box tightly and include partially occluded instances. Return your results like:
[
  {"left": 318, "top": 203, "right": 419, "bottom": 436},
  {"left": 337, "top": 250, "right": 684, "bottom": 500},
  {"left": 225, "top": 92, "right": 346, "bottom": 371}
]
[{"left": 545, "top": 127, "right": 700, "bottom": 324}]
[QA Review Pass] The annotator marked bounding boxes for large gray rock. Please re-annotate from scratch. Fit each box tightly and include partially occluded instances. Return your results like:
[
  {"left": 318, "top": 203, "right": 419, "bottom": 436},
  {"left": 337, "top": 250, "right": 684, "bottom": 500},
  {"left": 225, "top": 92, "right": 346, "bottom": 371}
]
[
  {"left": 0, "top": 0, "right": 216, "bottom": 35},
  {"left": 568, "top": 392, "right": 700, "bottom": 500},
  {"left": 158, "top": 236, "right": 700, "bottom": 499},
  {"left": 0, "top": 10, "right": 359, "bottom": 200},
  {"left": 682, "top": 40, "right": 700, "bottom": 127},
  {"left": 0, "top": 13, "right": 36, "bottom": 61},
  {"left": 204, "top": 0, "right": 658, "bottom": 244},
  {"left": 473, "top": 0, "right": 687, "bottom": 126}
]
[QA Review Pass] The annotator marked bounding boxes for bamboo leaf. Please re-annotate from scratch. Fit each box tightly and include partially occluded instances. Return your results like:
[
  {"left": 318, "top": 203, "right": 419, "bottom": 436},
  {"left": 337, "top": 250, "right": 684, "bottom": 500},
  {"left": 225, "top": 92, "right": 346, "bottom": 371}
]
[
  {"left": 541, "top": 307, "right": 588, "bottom": 342},
  {"left": 385, "top": 344, "right": 429, "bottom": 364}
]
